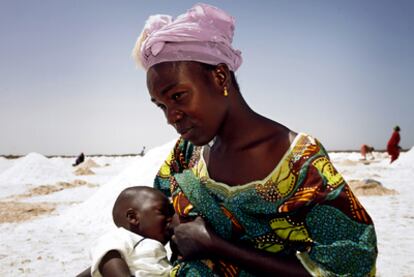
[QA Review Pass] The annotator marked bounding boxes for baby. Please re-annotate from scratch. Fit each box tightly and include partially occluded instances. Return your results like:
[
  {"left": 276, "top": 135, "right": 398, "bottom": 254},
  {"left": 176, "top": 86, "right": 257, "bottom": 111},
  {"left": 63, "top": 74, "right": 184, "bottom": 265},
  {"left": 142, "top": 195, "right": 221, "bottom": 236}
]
[{"left": 78, "top": 186, "right": 173, "bottom": 277}]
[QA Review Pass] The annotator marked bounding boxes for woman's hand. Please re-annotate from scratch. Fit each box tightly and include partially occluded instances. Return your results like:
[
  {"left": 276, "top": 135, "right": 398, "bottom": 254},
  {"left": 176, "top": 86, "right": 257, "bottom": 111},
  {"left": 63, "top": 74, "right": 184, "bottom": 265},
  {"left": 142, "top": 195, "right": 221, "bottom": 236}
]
[
  {"left": 172, "top": 216, "right": 215, "bottom": 260},
  {"left": 172, "top": 216, "right": 310, "bottom": 275}
]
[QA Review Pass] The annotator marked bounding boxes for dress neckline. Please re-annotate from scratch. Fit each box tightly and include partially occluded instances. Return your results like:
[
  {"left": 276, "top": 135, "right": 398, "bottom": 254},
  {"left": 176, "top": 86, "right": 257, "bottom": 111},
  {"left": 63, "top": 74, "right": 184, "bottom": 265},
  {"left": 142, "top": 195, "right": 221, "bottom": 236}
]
[{"left": 199, "top": 133, "right": 304, "bottom": 189}]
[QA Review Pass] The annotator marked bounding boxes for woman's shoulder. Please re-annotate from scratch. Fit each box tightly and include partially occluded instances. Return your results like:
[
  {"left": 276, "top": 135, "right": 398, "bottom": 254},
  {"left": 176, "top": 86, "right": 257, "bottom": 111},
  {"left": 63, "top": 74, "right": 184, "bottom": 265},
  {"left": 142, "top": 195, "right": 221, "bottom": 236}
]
[
  {"left": 292, "top": 132, "right": 319, "bottom": 145},
  {"left": 262, "top": 122, "right": 324, "bottom": 158},
  {"left": 288, "top": 132, "right": 329, "bottom": 159}
]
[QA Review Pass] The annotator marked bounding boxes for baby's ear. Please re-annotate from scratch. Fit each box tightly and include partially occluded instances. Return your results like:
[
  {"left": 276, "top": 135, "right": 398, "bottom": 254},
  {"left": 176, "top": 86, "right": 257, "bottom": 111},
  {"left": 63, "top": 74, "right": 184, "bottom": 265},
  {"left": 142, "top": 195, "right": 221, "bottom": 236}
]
[{"left": 126, "top": 208, "right": 139, "bottom": 226}]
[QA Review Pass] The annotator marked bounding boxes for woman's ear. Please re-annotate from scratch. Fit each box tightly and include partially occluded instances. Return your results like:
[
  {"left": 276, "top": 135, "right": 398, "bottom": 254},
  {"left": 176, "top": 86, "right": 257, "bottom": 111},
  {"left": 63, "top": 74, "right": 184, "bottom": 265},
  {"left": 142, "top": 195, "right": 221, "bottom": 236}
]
[
  {"left": 213, "top": 63, "right": 230, "bottom": 87},
  {"left": 126, "top": 208, "right": 139, "bottom": 226}
]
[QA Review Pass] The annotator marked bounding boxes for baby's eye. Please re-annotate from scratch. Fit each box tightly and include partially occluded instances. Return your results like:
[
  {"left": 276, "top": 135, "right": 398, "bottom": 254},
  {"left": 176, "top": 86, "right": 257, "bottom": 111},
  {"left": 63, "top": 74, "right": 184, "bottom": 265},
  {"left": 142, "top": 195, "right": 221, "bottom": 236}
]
[
  {"left": 157, "top": 209, "right": 168, "bottom": 216},
  {"left": 168, "top": 204, "right": 175, "bottom": 216}
]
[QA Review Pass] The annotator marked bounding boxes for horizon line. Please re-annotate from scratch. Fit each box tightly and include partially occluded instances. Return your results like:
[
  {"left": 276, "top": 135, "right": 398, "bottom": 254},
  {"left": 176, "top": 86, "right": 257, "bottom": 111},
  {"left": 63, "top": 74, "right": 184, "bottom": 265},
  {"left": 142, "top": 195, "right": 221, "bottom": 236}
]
[{"left": 1, "top": 149, "right": 409, "bottom": 159}]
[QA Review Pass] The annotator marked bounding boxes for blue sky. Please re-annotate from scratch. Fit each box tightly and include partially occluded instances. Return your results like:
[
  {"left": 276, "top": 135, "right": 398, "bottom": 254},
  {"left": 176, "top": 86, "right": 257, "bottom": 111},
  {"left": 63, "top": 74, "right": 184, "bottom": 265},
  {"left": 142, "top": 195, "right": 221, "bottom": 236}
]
[{"left": 1, "top": 0, "right": 413, "bottom": 155}]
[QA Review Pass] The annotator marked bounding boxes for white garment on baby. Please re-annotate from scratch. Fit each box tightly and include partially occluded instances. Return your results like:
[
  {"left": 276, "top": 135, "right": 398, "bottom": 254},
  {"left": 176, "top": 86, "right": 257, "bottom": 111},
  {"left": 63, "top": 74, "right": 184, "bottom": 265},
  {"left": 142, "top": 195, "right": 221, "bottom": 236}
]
[{"left": 90, "top": 227, "right": 171, "bottom": 277}]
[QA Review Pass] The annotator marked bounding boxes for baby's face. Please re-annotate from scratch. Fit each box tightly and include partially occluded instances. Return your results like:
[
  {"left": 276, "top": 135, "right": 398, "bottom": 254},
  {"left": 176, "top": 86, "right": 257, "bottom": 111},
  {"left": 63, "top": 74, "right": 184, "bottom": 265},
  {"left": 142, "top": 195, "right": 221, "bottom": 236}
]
[{"left": 136, "top": 196, "right": 174, "bottom": 245}]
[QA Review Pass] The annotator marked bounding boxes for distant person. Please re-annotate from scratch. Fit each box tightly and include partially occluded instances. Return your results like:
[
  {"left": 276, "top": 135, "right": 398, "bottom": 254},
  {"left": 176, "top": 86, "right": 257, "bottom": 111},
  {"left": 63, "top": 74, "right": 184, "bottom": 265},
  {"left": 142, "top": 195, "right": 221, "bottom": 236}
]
[
  {"left": 77, "top": 186, "right": 173, "bottom": 277},
  {"left": 387, "top": 126, "right": 401, "bottom": 163},
  {"left": 73, "top": 152, "right": 85, "bottom": 167},
  {"left": 139, "top": 146, "right": 146, "bottom": 157},
  {"left": 360, "top": 144, "right": 375, "bottom": 160}
]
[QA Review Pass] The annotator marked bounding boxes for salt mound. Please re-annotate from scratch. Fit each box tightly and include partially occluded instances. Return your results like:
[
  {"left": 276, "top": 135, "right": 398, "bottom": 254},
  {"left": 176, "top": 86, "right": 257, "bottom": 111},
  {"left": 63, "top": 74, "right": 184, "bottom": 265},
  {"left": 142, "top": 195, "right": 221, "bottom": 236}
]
[
  {"left": 0, "top": 152, "right": 73, "bottom": 186},
  {"left": 58, "top": 139, "right": 176, "bottom": 229},
  {"left": 73, "top": 158, "right": 100, "bottom": 175},
  {"left": 393, "top": 147, "right": 414, "bottom": 167},
  {"left": 0, "top": 157, "right": 14, "bottom": 175},
  {"left": 348, "top": 179, "right": 398, "bottom": 196},
  {"left": 74, "top": 167, "right": 95, "bottom": 176},
  {"left": 77, "top": 158, "right": 101, "bottom": 169}
]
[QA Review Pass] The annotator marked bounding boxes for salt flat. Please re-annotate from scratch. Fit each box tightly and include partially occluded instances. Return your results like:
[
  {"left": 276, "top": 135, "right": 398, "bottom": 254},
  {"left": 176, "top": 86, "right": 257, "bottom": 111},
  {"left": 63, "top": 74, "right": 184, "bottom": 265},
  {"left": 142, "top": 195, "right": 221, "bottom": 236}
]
[{"left": 0, "top": 141, "right": 413, "bottom": 276}]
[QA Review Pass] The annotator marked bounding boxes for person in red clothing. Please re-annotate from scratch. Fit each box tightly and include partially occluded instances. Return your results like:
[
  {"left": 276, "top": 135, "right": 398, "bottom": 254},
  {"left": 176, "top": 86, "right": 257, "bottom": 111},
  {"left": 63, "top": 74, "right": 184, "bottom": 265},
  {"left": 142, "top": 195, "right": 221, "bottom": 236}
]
[{"left": 387, "top": 126, "right": 401, "bottom": 163}]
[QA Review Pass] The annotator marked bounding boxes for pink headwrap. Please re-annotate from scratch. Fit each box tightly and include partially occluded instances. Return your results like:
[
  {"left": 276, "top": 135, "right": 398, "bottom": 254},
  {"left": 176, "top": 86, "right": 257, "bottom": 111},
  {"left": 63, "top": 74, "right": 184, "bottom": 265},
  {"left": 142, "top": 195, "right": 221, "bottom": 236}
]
[{"left": 133, "top": 3, "right": 242, "bottom": 72}]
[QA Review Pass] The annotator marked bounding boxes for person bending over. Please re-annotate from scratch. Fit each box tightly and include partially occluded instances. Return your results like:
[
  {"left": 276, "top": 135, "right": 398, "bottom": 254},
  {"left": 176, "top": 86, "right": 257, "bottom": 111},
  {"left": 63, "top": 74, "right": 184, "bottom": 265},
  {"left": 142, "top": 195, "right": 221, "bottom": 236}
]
[
  {"left": 77, "top": 186, "right": 173, "bottom": 277},
  {"left": 360, "top": 144, "right": 375, "bottom": 160}
]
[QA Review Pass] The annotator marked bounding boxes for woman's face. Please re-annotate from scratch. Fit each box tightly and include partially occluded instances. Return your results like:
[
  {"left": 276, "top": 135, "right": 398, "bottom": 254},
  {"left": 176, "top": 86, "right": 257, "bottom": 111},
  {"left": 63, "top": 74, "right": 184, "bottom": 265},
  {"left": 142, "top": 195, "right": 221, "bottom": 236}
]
[{"left": 147, "top": 61, "right": 228, "bottom": 146}]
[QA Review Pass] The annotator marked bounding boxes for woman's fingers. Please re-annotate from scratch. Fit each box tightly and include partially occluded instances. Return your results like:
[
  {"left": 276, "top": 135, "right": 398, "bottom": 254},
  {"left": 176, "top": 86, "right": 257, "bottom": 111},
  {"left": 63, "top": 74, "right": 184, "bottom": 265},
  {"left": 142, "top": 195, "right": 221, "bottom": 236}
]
[
  {"left": 193, "top": 216, "right": 206, "bottom": 225},
  {"left": 171, "top": 216, "right": 214, "bottom": 259}
]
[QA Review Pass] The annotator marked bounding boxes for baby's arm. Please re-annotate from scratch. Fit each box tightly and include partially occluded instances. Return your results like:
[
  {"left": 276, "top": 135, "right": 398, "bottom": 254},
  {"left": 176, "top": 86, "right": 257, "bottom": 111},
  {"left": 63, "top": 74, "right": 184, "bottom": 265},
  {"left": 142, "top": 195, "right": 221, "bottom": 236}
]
[
  {"left": 90, "top": 228, "right": 134, "bottom": 277},
  {"left": 76, "top": 266, "right": 91, "bottom": 277},
  {"left": 99, "top": 250, "right": 132, "bottom": 277}
]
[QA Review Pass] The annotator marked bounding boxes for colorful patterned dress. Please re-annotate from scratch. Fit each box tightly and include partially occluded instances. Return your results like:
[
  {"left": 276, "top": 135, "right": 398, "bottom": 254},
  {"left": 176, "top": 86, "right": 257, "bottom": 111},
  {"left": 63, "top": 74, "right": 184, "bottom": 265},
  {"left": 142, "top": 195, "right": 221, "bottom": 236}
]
[{"left": 154, "top": 133, "right": 377, "bottom": 276}]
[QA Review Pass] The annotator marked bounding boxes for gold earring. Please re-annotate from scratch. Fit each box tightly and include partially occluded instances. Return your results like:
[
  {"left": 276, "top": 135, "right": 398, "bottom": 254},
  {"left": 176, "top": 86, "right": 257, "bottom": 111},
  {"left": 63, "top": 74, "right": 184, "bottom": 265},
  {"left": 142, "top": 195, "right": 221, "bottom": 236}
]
[{"left": 223, "top": 86, "right": 228, "bottom": 97}]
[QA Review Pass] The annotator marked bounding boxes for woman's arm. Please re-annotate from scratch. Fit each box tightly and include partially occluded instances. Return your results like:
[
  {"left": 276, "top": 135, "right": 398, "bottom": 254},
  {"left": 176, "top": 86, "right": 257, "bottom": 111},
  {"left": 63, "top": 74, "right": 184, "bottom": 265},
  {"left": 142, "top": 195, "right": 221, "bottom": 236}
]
[{"left": 173, "top": 217, "right": 310, "bottom": 276}]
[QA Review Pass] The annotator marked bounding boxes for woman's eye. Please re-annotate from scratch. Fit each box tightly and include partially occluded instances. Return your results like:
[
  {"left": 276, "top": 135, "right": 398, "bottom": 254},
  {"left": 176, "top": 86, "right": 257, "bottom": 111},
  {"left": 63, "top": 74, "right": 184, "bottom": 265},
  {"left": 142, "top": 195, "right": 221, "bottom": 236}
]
[
  {"left": 157, "top": 103, "right": 166, "bottom": 110},
  {"left": 171, "top": 92, "right": 185, "bottom": 101}
]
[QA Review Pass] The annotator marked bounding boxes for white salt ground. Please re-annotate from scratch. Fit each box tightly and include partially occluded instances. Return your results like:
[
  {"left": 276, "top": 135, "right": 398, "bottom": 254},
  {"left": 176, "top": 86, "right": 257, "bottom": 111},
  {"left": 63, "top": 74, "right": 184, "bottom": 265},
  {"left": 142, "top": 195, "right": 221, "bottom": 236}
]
[{"left": 0, "top": 142, "right": 413, "bottom": 276}]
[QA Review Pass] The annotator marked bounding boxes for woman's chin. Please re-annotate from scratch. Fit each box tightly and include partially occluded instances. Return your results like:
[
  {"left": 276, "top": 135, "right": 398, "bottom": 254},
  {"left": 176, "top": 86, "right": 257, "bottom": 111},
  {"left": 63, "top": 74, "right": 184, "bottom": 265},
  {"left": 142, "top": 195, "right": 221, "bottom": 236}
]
[{"left": 187, "top": 136, "right": 212, "bottom": 146}]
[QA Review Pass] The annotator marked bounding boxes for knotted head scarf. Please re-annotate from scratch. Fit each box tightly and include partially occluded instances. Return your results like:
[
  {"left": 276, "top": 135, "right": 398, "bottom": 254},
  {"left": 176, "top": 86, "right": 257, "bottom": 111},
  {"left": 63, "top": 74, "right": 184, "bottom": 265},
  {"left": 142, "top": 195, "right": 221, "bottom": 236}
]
[{"left": 133, "top": 3, "right": 242, "bottom": 72}]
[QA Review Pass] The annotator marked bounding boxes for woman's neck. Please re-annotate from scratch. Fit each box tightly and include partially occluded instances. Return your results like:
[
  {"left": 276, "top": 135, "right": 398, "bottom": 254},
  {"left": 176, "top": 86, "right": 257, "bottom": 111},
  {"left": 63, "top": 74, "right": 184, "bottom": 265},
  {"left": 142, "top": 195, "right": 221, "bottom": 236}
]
[{"left": 213, "top": 96, "right": 280, "bottom": 152}]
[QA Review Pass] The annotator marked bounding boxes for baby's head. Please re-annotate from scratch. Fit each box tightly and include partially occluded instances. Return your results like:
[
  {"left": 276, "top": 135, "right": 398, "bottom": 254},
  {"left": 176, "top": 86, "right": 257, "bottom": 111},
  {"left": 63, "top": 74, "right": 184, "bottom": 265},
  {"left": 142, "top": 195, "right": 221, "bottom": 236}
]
[{"left": 112, "top": 186, "right": 173, "bottom": 245}]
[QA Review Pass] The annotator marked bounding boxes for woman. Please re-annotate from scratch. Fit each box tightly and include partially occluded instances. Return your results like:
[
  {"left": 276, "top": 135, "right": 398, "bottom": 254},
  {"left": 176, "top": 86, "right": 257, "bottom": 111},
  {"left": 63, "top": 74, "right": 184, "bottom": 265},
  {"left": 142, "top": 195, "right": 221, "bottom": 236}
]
[{"left": 133, "top": 4, "right": 377, "bottom": 276}]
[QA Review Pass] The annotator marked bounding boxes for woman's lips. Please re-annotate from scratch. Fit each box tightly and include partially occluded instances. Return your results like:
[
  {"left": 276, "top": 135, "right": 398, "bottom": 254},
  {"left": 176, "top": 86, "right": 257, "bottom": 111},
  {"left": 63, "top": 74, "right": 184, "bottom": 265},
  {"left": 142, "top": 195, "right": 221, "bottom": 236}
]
[{"left": 177, "top": 127, "right": 193, "bottom": 138}]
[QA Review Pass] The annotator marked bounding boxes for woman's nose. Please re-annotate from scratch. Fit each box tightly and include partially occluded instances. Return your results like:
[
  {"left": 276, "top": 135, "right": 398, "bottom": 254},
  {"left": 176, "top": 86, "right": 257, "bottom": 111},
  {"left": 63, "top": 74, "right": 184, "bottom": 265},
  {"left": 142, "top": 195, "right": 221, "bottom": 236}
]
[{"left": 167, "top": 108, "right": 184, "bottom": 125}]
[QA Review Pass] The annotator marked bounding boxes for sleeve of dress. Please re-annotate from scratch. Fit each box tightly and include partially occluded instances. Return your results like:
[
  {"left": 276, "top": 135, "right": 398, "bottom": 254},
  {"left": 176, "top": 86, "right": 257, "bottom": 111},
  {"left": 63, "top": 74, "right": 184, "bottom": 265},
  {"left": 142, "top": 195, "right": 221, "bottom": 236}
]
[
  {"left": 153, "top": 138, "right": 197, "bottom": 198},
  {"left": 153, "top": 144, "right": 176, "bottom": 197},
  {"left": 292, "top": 141, "right": 378, "bottom": 277}
]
